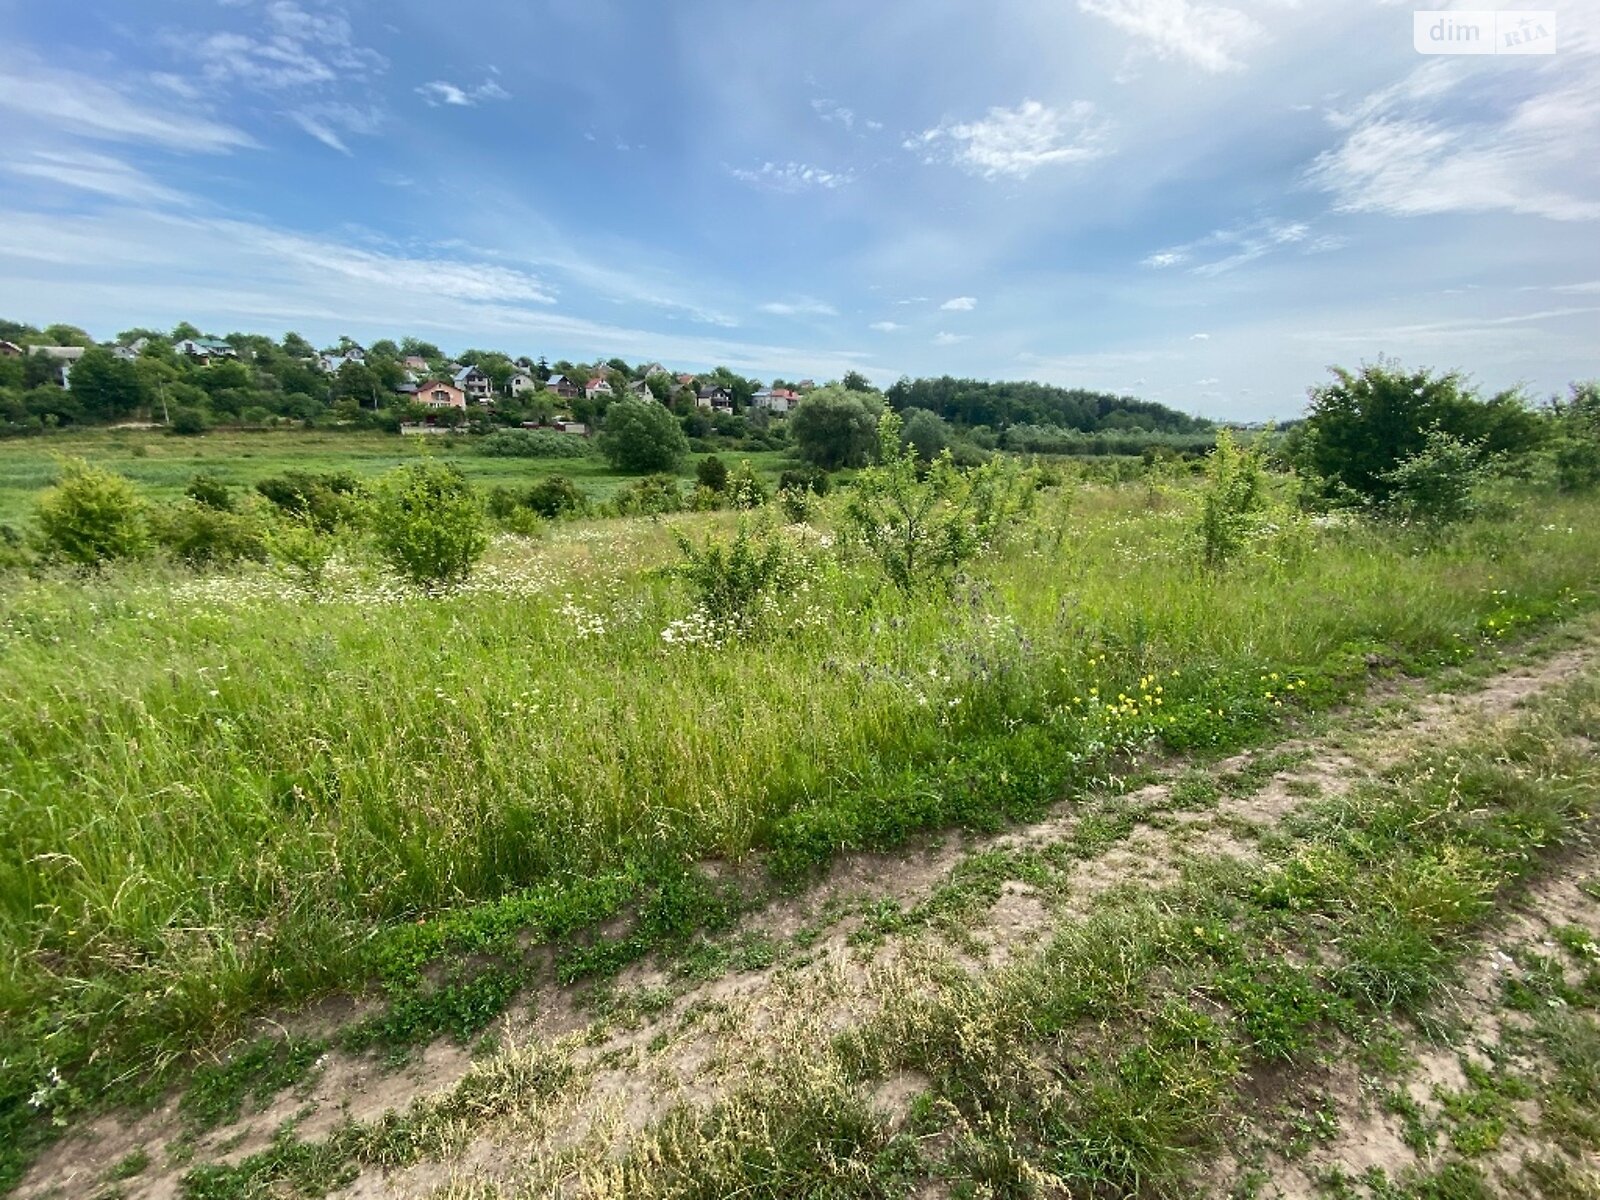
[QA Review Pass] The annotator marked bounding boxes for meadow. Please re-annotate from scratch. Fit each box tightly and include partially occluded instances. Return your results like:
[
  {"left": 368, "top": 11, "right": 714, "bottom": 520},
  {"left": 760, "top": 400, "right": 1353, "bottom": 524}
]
[
  {"left": 0, "top": 427, "right": 795, "bottom": 525},
  {"left": 2, "top": 427, "right": 1600, "bottom": 1193}
]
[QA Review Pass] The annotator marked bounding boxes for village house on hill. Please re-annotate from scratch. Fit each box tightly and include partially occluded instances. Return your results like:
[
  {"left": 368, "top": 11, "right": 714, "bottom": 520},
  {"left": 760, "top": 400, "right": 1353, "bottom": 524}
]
[
  {"left": 696, "top": 385, "right": 733, "bottom": 413},
  {"left": 584, "top": 376, "right": 613, "bottom": 401},
  {"left": 177, "top": 337, "right": 236, "bottom": 361},
  {"left": 414, "top": 379, "right": 467, "bottom": 409},
  {"left": 453, "top": 365, "right": 492, "bottom": 402},
  {"left": 543, "top": 373, "right": 579, "bottom": 399}
]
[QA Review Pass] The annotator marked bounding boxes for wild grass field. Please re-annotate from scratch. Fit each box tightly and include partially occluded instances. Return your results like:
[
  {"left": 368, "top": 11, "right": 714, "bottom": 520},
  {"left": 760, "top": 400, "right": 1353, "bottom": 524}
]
[
  {"left": 2, "top": 420, "right": 1599, "bottom": 1197},
  {"left": 0, "top": 428, "right": 795, "bottom": 524}
]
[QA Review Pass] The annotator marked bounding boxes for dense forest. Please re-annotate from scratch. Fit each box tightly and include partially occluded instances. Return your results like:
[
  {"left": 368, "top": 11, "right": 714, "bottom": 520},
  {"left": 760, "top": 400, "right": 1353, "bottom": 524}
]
[{"left": 885, "top": 376, "right": 1210, "bottom": 434}]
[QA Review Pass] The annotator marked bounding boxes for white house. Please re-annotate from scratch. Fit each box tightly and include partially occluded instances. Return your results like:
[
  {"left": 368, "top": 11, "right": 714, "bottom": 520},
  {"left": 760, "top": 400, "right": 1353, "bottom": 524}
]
[
  {"left": 177, "top": 337, "right": 237, "bottom": 360},
  {"left": 29, "top": 345, "right": 86, "bottom": 388},
  {"left": 584, "top": 376, "right": 614, "bottom": 401},
  {"left": 506, "top": 371, "right": 537, "bottom": 398}
]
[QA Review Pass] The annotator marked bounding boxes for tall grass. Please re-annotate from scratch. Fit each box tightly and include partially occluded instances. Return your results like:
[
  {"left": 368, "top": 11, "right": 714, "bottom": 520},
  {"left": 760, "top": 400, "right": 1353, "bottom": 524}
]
[{"left": 0, "top": 482, "right": 1597, "bottom": 1138}]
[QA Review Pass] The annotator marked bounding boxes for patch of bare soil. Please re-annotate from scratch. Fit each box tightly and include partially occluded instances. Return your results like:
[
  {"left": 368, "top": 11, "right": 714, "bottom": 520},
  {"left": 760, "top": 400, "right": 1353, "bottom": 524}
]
[
  {"left": 18, "top": 637, "right": 1599, "bottom": 1200},
  {"left": 1219, "top": 838, "right": 1600, "bottom": 1199}
]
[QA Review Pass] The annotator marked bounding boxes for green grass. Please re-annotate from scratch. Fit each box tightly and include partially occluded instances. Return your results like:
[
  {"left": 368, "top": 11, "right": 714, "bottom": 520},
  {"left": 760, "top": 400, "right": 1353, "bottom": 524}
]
[
  {"left": 2, "top": 470, "right": 1599, "bottom": 1191},
  {"left": 0, "top": 427, "right": 796, "bottom": 524}
]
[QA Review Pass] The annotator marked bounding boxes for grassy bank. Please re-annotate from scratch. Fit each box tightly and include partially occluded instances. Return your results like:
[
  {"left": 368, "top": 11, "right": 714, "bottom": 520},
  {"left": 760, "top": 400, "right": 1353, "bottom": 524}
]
[{"left": 2, "top": 479, "right": 1599, "bottom": 1189}]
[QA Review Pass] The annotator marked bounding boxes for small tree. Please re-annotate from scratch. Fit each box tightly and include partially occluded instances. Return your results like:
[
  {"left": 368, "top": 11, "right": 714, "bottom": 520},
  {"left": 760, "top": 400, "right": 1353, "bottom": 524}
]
[
  {"left": 843, "top": 412, "right": 1026, "bottom": 590},
  {"left": 371, "top": 461, "right": 488, "bottom": 589},
  {"left": 696, "top": 455, "right": 729, "bottom": 493},
  {"left": 673, "top": 522, "right": 794, "bottom": 635},
  {"left": 599, "top": 398, "right": 689, "bottom": 473},
  {"left": 1378, "top": 428, "right": 1489, "bottom": 528},
  {"left": 1195, "top": 429, "right": 1270, "bottom": 567},
  {"left": 34, "top": 459, "right": 150, "bottom": 566},
  {"left": 725, "top": 460, "right": 769, "bottom": 510}
]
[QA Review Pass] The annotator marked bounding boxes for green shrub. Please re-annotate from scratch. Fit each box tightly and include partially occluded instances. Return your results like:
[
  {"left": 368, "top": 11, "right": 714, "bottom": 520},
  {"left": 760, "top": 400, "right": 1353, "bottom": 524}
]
[
  {"left": 725, "top": 460, "right": 769, "bottom": 510},
  {"left": 34, "top": 459, "right": 149, "bottom": 566},
  {"left": 255, "top": 470, "right": 364, "bottom": 532},
  {"left": 612, "top": 474, "right": 684, "bottom": 516},
  {"left": 265, "top": 516, "right": 338, "bottom": 593},
  {"left": 1378, "top": 428, "right": 1491, "bottom": 528},
  {"left": 168, "top": 407, "right": 209, "bottom": 436},
  {"left": 778, "top": 466, "right": 830, "bottom": 496},
  {"left": 599, "top": 399, "right": 689, "bottom": 474},
  {"left": 185, "top": 473, "right": 234, "bottom": 511},
  {"left": 152, "top": 503, "right": 267, "bottom": 567},
  {"left": 842, "top": 412, "right": 1028, "bottom": 590},
  {"left": 696, "top": 455, "right": 729, "bottom": 493},
  {"left": 777, "top": 487, "right": 815, "bottom": 524},
  {"left": 371, "top": 461, "right": 488, "bottom": 589},
  {"left": 476, "top": 430, "right": 591, "bottom": 459},
  {"left": 524, "top": 475, "right": 589, "bottom": 519},
  {"left": 1195, "top": 429, "right": 1270, "bottom": 566},
  {"left": 673, "top": 522, "right": 795, "bottom": 635}
]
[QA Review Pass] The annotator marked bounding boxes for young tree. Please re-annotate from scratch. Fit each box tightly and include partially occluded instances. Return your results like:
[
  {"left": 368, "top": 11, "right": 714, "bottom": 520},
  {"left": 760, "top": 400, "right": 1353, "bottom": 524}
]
[
  {"left": 34, "top": 459, "right": 150, "bottom": 566},
  {"left": 371, "top": 461, "right": 488, "bottom": 589},
  {"left": 599, "top": 397, "right": 690, "bottom": 473},
  {"left": 789, "top": 385, "right": 884, "bottom": 469},
  {"left": 899, "top": 407, "right": 951, "bottom": 462}
]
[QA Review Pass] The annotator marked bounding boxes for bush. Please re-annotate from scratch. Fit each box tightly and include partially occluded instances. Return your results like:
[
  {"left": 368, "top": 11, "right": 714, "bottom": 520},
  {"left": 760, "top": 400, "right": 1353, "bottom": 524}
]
[
  {"left": 599, "top": 399, "right": 689, "bottom": 473},
  {"left": 842, "top": 413, "right": 1030, "bottom": 590},
  {"left": 487, "top": 476, "right": 590, "bottom": 523},
  {"left": 265, "top": 516, "right": 338, "bottom": 593},
  {"left": 1195, "top": 429, "right": 1270, "bottom": 567},
  {"left": 255, "top": 470, "right": 364, "bottom": 532},
  {"left": 185, "top": 473, "right": 234, "bottom": 511},
  {"left": 476, "top": 430, "right": 591, "bottom": 459},
  {"left": 168, "top": 407, "right": 209, "bottom": 436},
  {"left": 371, "top": 461, "right": 488, "bottom": 589},
  {"left": 696, "top": 455, "right": 729, "bottom": 493},
  {"left": 777, "top": 487, "right": 816, "bottom": 524},
  {"left": 1296, "top": 359, "right": 1544, "bottom": 505},
  {"left": 34, "top": 459, "right": 149, "bottom": 566},
  {"left": 612, "top": 474, "right": 683, "bottom": 516},
  {"left": 779, "top": 466, "right": 831, "bottom": 496},
  {"left": 725, "top": 460, "right": 769, "bottom": 510},
  {"left": 152, "top": 503, "right": 268, "bottom": 567},
  {"left": 1378, "top": 428, "right": 1490, "bottom": 528},
  {"left": 673, "top": 522, "right": 796, "bottom": 636}
]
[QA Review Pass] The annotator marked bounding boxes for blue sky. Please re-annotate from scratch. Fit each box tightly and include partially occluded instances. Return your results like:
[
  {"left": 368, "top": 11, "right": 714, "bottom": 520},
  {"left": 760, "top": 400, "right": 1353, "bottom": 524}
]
[{"left": 0, "top": 0, "right": 1595, "bottom": 419}]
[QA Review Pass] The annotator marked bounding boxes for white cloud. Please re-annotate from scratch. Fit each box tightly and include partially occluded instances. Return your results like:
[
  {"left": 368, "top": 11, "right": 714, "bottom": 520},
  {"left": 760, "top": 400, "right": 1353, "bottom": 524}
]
[
  {"left": 1190, "top": 332, "right": 1210, "bottom": 340},
  {"left": 940, "top": 296, "right": 978, "bottom": 311},
  {"left": 0, "top": 60, "right": 254, "bottom": 152},
  {"left": 0, "top": 149, "right": 191, "bottom": 207},
  {"left": 907, "top": 100, "right": 1109, "bottom": 179},
  {"left": 289, "top": 104, "right": 382, "bottom": 155},
  {"left": 1142, "top": 217, "right": 1325, "bottom": 276},
  {"left": 933, "top": 331, "right": 970, "bottom": 344},
  {"left": 1195, "top": 377, "right": 1220, "bottom": 385},
  {"left": 811, "top": 98, "right": 855, "bottom": 131},
  {"left": 759, "top": 299, "right": 839, "bottom": 317},
  {"left": 416, "top": 80, "right": 512, "bottom": 108},
  {"left": 1307, "top": 55, "right": 1600, "bottom": 223},
  {"left": 869, "top": 321, "right": 906, "bottom": 332},
  {"left": 1552, "top": 281, "right": 1600, "bottom": 294},
  {"left": 728, "top": 161, "right": 854, "bottom": 192},
  {"left": 1078, "top": 0, "right": 1265, "bottom": 73}
]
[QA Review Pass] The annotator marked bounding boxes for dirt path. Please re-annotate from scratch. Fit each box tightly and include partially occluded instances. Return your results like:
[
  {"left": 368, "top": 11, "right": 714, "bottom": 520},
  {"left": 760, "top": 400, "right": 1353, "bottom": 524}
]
[{"left": 19, "top": 631, "right": 1600, "bottom": 1200}]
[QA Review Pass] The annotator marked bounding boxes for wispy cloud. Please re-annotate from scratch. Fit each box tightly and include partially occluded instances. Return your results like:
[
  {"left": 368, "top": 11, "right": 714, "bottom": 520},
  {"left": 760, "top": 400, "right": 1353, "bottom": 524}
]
[
  {"left": 289, "top": 103, "right": 383, "bottom": 154},
  {"left": 811, "top": 97, "right": 881, "bottom": 134},
  {"left": 727, "top": 161, "right": 854, "bottom": 192},
  {"left": 940, "top": 296, "right": 978, "bottom": 311},
  {"left": 906, "top": 99, "right": 1109, "bottom": 179},
  {"left": 416, "top": 79, "right": 512, "bottom": 108},
  {"left": 933, "top": 331, "right": 970, "bottom": 344},
  {"left": 1190, "top": 332, "right": 1211, "bottom": 340},
  {"left": 759, "top": 299, "right": 838, "bottom": 317},
  {"left": 1142, "top": 217, "right": 1323, "bottom": 276},
  {"left": 869, "top": 321, "right": 906, "bottom": 332},
  {"left": 1078, "top": 0, "right": 1265, "bottom": 73},
  {"left": 0, "top": 59, "right": 254, "bottom": 152},
  {"left": 0, "top": 149, "right": 191, "bottom": 206}
]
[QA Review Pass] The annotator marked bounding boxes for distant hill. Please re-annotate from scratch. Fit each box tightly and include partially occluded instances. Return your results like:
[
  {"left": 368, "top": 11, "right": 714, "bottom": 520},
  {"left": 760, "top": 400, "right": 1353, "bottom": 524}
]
[{"left": 885, "top": 376, "right": 1210, "bottom": 435}]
